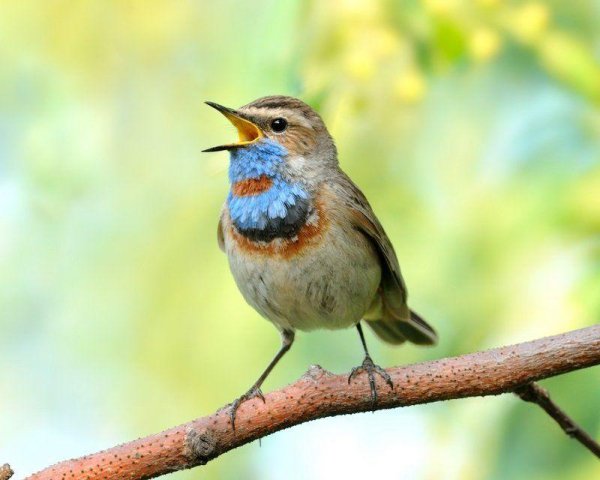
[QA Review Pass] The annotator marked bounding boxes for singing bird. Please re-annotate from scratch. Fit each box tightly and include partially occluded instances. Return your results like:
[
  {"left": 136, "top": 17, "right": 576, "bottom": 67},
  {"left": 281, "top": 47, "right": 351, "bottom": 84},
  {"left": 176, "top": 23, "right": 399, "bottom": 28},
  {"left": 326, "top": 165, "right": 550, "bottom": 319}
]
[{"left": 204, "top": 96, "right": 437, "bottom": 427}]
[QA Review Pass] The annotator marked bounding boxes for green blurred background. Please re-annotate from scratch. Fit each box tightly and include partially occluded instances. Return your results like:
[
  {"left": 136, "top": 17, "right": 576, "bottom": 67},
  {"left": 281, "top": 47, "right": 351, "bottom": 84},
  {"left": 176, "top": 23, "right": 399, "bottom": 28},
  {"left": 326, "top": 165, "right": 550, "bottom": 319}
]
[{"left": 1, "top": 0, "right": 599, "bottom": 478}]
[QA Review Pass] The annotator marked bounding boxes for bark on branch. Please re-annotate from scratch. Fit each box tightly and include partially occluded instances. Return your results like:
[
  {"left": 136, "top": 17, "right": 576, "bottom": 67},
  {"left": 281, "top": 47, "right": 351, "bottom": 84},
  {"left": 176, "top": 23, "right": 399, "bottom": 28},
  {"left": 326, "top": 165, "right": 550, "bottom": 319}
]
[{"left": 25, "top": 325, "right": 600, "bottom": 479}]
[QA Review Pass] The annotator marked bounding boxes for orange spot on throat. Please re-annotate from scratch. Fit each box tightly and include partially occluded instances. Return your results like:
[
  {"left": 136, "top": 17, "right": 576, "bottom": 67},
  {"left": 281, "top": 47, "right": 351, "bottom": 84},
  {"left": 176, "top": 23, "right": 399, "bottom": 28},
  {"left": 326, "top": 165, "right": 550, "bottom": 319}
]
[{"left": 232, "top": 175, "right": 273, "bottom": 196}]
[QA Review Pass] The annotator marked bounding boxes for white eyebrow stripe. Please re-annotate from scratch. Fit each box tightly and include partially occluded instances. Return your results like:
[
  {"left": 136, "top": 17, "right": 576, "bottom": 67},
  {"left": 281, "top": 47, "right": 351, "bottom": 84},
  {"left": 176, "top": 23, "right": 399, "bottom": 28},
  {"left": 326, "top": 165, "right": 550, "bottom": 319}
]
[{"left": 241, "top": 107, "right": 315, "bottom": 130}]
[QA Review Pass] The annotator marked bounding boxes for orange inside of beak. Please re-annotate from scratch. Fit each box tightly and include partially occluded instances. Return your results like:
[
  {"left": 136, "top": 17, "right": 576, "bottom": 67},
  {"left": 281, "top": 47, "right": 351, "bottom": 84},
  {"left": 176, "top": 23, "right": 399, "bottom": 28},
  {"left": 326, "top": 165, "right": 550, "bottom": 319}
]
[{"left": 222, "top": 111, "right": 263, "bottom": 146}]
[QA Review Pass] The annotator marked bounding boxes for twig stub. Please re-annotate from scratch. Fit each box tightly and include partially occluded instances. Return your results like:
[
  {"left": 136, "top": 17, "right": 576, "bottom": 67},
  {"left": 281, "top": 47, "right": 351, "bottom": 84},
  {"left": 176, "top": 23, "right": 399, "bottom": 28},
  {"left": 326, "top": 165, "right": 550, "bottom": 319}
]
[{"left": 0, "top": 464, "right": 14, "bottom": 480}]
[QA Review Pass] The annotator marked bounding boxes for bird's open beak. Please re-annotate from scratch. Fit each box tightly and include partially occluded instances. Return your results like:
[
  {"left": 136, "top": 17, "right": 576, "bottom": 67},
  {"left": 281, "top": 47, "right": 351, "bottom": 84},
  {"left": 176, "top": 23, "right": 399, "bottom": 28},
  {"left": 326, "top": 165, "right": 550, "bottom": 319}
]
[{"left": 202, "top": 101, "right": 263, "bottom": 152}]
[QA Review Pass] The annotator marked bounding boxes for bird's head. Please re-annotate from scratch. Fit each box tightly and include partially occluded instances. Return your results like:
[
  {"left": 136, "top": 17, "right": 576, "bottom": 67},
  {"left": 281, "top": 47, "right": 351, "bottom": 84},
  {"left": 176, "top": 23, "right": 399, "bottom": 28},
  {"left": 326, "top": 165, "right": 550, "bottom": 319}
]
[{"left": 203, "top": 96, "right": 337, "bottom": 186}]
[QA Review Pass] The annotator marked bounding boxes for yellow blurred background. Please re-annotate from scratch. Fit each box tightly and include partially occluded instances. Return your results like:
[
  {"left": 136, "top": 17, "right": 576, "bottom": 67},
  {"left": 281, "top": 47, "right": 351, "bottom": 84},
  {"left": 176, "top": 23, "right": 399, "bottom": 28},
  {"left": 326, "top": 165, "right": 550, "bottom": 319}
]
[{"left": 1, "top": 1, "right": 599, "bottom": 478}]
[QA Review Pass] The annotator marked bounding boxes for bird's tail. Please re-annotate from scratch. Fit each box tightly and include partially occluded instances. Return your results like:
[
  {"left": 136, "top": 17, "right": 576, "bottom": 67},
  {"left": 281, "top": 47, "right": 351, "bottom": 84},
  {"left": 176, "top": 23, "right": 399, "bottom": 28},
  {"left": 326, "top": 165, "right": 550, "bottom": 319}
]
[{"left": 366, "top": 309, "right": 437, "bottom": 346}]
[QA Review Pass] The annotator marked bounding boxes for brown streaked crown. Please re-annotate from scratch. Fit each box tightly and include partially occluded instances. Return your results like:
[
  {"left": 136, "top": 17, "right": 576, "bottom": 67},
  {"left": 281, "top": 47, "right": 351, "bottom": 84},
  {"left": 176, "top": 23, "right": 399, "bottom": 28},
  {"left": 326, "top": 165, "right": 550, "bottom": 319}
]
[{"left": 242, "top": 96, "right": 321, "bottom": 121}]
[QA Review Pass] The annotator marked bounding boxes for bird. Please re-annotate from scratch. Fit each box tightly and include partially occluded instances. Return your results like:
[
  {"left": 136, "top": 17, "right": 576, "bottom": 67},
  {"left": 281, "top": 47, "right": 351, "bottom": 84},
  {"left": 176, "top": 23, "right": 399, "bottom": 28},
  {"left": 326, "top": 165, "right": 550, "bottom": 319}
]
[{"left": 203, "top": 95, "right": 437, "bottom": 429}]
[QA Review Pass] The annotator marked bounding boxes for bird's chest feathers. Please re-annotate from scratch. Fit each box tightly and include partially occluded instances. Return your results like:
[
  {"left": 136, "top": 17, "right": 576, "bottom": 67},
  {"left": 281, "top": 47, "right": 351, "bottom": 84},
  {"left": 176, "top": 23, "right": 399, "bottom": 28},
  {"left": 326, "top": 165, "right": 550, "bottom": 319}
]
[{"left": 227, "top": 140, "right": 310, "bottom": 242}]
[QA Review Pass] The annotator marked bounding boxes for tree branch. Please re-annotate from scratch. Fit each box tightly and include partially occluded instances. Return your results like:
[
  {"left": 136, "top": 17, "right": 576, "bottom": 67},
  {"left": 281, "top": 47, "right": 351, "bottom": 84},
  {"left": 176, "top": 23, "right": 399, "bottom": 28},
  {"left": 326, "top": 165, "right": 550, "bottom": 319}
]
[
  {"left": 24, "top": 325, "right": 600, "bottom": 479},
  {"left": 515, "top": 382, "right": 600, "bottom": 457}
]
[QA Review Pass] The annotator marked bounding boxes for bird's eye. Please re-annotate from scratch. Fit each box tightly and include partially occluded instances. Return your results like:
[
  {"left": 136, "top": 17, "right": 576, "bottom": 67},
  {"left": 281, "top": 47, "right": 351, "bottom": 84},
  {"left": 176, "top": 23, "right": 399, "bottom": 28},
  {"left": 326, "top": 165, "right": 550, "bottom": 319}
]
[{"left": 270, "top": 118, "right": 288, "bottom": 133}]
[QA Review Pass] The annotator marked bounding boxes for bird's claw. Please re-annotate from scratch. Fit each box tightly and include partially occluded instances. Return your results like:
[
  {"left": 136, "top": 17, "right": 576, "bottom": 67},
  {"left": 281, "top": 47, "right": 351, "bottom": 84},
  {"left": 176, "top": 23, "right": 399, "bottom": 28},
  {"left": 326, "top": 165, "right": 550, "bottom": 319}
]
[
  {"left": 229, "top": 385, "right": 265, "bottom": 431},
  {"left": 348, "top": 355, "right": 393, "bottom": 409}
]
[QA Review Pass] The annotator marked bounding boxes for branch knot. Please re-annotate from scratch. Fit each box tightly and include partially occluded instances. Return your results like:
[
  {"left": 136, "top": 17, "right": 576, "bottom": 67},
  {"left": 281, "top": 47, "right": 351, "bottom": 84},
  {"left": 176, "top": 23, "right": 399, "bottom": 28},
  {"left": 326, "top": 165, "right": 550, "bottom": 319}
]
[
  {"left": 302, "top": 364, "right": 332, "bottom": 381},
  {"left": 185, "top": 428, "right": 217, "bottom": 465}
]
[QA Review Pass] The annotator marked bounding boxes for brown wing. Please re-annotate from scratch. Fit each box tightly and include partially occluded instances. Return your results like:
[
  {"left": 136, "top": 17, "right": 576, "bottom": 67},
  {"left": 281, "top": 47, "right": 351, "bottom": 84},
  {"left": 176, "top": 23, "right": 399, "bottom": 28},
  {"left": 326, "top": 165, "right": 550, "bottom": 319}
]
[{"left": 333, "top": 172, "right": 437, "bottom": 345}]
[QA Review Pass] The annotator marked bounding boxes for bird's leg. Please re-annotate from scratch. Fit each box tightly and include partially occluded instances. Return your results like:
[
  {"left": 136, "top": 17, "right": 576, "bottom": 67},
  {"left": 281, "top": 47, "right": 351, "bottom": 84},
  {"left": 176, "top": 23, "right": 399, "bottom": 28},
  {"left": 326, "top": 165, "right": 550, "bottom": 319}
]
[
  {"left": 348, "top": 322, "right": 393, "bottom": 408},
  {"left": 229, "top": 329, "right": 295, "bottom": 431}
]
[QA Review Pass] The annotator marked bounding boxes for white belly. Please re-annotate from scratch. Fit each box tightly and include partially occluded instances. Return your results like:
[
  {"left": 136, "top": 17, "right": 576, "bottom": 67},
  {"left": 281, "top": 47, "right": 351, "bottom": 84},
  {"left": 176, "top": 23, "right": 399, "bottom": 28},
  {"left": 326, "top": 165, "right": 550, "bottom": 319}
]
[{"left": 224, "top": 219, "right": 381, "bottom": 332}]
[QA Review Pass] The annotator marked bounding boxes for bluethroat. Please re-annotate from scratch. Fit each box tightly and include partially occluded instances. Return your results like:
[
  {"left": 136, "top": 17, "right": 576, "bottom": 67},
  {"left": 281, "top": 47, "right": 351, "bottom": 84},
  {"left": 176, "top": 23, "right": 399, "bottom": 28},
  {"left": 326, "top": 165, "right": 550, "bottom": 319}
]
[{"left": 204, "top": 96, "right": 437, "bottom": 429}]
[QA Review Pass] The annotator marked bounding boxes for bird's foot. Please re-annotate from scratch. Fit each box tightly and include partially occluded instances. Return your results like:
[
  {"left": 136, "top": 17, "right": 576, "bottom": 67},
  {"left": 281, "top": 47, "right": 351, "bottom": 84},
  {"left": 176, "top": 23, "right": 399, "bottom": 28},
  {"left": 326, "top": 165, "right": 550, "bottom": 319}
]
[
  {"left": 348, "top": 355, "right": 393, "bottom": 409},
  {"left": 229, "top": 385, "right": 265, "bottom": 432}
]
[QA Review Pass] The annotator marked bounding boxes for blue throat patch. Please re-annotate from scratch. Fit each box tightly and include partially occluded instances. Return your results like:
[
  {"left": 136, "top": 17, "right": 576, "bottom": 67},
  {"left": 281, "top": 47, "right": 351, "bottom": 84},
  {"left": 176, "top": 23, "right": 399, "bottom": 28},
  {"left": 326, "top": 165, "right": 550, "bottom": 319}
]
[{"left": 227, "top": 139, "right": 310, "bottom": 241}]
